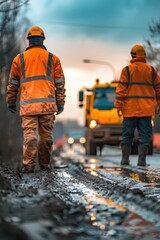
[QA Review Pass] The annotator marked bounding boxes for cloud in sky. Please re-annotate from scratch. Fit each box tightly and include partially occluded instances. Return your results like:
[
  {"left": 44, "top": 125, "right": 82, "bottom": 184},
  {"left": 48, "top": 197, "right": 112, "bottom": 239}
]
[
  {"left": 28, "top": 0, "right": 160, "bottom": 43},
  {"left": 26, "top": 0, "right": 160, "bottom": 122}
]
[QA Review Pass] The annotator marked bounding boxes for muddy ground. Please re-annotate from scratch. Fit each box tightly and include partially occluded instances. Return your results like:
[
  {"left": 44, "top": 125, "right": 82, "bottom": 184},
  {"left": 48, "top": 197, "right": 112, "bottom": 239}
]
[{"left": 0, "top": 149, "right": 160, "bottom": 240}]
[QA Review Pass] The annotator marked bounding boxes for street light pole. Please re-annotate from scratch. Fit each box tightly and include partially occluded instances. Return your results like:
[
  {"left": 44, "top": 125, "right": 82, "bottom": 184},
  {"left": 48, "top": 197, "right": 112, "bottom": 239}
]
[{"left": 83, "top": 59, "right": 117, "bottom": 81}]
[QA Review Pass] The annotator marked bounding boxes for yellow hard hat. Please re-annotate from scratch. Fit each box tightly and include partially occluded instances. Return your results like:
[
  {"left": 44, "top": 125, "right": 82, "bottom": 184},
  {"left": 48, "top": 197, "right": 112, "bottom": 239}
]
[
  {"left": 130, "top": 44, "right": 146, "bottom": 58},
  {"left": 27, "top": 26, "right": 45, "bottom": 39}
]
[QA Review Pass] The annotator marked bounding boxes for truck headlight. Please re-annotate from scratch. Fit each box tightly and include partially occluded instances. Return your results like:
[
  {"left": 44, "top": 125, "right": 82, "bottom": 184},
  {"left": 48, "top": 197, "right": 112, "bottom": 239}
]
[
  {"left": 89, "top": 120, "right": 97, "bottom": 129},
  {"left": 79, "top": 137, "right": 86, "bottom": 144},
  {"left": 68, "top": 137, "right": 74, "bottom": 144}
]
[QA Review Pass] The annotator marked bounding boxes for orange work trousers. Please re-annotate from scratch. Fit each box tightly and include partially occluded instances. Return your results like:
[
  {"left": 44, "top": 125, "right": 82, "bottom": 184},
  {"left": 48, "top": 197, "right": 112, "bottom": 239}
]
[{"left": 21, "top": 114, "right": 55, "bottom": 168}]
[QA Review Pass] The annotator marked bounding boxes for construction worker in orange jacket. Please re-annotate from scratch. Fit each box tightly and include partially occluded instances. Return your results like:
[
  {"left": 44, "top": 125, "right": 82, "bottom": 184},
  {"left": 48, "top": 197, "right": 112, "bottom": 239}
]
[
  {"left": 115, "top": 44, "right": 160, "bottom": 166},
  {"left": 7, "top": 26, "right": 65, "bottom": 173}
]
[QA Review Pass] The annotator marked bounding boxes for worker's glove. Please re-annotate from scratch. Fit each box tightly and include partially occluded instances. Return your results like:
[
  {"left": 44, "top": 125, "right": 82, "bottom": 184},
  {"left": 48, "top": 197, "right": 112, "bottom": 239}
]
[
  {"left": 56, "top": 105, "right": 64, "bottom": 115},
  {"left": 117, "top": 109, "right": 122, "bottom": 118},
  {"left": 7, "top": 103, "right": 16, "bottom": 113}
]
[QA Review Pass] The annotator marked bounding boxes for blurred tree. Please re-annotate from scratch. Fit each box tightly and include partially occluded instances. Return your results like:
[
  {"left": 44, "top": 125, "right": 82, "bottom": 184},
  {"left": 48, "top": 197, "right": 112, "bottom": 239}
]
[
  {"left": 145, "top": 19, "right": 160, "bottom": 133},
  {"left": 0, "top": 0, "right": 29, "bottom": 165},
  {"left": 145, "top": 19, "right": 160, "bottom": 72}
]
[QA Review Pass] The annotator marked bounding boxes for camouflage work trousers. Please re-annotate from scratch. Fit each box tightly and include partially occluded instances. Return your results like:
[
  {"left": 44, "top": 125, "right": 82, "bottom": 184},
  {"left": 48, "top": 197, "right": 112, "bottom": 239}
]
[{"left": 21, "top": 114, "right": 55, "bottom": 168}]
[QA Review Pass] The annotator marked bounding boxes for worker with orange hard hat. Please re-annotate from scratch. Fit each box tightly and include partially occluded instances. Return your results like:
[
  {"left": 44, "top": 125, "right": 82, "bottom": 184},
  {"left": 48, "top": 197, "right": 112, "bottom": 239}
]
[
  {"left": 7, "top": 26, "right": 66, "bottom": 173},
  {"left": 115, "top": 44, "right": 160, "bottom": 166}
]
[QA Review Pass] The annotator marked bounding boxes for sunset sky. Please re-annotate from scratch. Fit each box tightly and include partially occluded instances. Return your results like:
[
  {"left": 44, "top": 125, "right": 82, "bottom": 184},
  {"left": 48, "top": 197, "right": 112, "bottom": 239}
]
[{"left": 26, "top": 0, "right": 160, "bottom": 124}]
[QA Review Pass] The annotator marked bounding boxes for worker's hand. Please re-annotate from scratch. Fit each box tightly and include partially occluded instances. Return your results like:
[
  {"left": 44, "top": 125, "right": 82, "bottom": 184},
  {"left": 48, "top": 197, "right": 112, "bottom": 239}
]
[
  {"left": 56, "top": 105, "right": 64, "bottom": 115},
  {"left": 7, "top": 103, "right": 16, "bottom": 113},
  {"left": 117, "top": 109, "right": 122, "bottom": 118}
]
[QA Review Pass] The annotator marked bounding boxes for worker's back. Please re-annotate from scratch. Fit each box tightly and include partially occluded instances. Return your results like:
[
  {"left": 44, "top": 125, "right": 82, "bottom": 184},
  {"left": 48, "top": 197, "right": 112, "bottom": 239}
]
[
  {"left": 23, "top": 46, "right": 50, "bottom": 77},
  {"left": 117, "top": 58, "right": 158, "bottom": 117}
]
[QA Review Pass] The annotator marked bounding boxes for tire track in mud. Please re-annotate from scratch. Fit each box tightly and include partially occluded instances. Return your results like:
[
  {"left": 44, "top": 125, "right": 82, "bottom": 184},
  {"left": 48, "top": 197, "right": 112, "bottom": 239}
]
[
  {"left": 0, "top": 162, "right": 160, "bottom": 240},
  {"left": 44, "top": 167, "right": 160, "bottom": 239},
  {"left": 62, "top": 156, "right": 160, "bottom": 233},
  {"left": 67, "top": 165, "right": 160, "bottom": 223}
]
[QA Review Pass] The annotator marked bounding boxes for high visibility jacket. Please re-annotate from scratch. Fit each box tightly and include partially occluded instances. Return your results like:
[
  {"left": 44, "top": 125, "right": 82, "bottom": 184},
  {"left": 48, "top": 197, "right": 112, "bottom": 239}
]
[
  {"left": 115, "top": 57, "right": 160, "bottom": 117},
  {"left": 7, "top": 45, "right": 65, "bottom": 116}
]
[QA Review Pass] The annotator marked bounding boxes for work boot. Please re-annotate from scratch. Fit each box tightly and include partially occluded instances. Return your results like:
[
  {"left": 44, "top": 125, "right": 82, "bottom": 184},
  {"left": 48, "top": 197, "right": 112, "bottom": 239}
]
[
  {"left": 21, "top": 165, "right": 35, "bottom": 173},
  {"left": 137, "top": 145, "right": 148, "bottom": 166},
  {"left": 121, "top": 145, "right": 131, "bottom": 165},
  {"left": 40, "top": 164, "right": 51, "bottom": 172}
]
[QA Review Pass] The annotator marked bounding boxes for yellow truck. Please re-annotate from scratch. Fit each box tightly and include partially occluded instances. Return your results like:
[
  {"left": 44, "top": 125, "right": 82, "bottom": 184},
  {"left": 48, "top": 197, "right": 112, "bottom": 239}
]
[
  {"left": 78, "top": 78, "right": 122, "bottom": 155},
  {"left": 78, "top": 78, "right": 153, "bottom": 155}
]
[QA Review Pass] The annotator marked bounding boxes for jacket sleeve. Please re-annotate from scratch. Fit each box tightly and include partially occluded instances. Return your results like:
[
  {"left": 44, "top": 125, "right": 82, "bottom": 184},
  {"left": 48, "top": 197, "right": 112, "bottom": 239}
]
[
  {"left": 6, "top": 55, "right": 20, "bottom": 104},
  {"left": 115, "top": 67, "right": 128, "bottom": 110},
  {"left": 53, "top": 56, "right": 66, "bottom": 106},
  {"left": 153, "top": 68, "right": 160, "bottom": 109}
]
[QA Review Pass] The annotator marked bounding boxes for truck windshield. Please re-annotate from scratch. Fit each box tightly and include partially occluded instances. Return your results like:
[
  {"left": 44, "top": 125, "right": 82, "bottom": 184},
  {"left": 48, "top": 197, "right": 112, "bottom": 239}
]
[{"left": 93, "top": 87, "right": 115, "bottom": 110}]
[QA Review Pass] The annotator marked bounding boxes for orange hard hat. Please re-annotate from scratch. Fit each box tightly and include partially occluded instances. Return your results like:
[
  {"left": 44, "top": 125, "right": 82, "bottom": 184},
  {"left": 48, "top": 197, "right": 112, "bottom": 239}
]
[
  {"left": 27, "top": 26, "right": 45, "bottom": 39},
  {"left": 130, "top": 44, "right": 146, "bottom": 58}
]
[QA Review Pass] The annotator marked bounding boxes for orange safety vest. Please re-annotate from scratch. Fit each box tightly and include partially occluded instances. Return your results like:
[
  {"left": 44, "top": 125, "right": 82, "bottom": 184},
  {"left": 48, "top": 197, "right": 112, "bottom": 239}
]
[
  {"left": 115, "top": 57, "right": 160, "bottom": 117},
  {"left": 7, "top": 46, "right": 65, "bottom": 116}
]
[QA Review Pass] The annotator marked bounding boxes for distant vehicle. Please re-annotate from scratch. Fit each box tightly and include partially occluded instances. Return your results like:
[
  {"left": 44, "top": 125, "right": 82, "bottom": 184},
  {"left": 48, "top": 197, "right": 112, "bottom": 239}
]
[
  {"left": 67, "top": 130, "right": 86, "bottom": 147},
  {"left": 78, "top": 79, "right": 122, "bottom": 155}
]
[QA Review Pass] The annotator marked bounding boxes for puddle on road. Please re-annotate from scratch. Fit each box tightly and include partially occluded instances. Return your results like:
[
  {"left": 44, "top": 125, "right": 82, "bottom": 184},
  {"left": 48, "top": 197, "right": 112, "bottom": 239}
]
[
  {"left": 84, "top": 195, "right": 153, "bottom": 234},
  {"left": 83, "top": 157, "right": 160, "bottom": 184},
  {"left": 93, "top": 196, "right": 152, "bottom": 227},
  {"left": 116, "top": 168, "right": 160, "bottom": 184}
]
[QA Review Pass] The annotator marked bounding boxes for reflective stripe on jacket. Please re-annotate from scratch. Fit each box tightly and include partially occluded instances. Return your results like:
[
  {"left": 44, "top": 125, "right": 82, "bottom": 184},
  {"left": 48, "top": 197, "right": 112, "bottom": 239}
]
[
  {"left": 7, "top": 45, "right": 65, "bottom": 116},
  {"left": 115, "top": 57, "right": 160, "bottom": 117}
]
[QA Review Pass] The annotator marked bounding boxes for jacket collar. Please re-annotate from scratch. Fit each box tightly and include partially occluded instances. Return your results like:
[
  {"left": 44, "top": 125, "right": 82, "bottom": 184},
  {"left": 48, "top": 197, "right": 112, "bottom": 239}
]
[
  {"left": 26, "top": 44, "right": 47, "bottom": 51},
  {"left": 130, "top": 57, "right": 146, "bottom": 64}
]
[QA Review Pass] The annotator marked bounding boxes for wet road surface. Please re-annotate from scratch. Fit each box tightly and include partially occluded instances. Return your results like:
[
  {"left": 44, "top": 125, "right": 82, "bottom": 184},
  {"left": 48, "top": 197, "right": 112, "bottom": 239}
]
[{"left": 0, "top": 145, "right": 160, "bottom": 240}]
